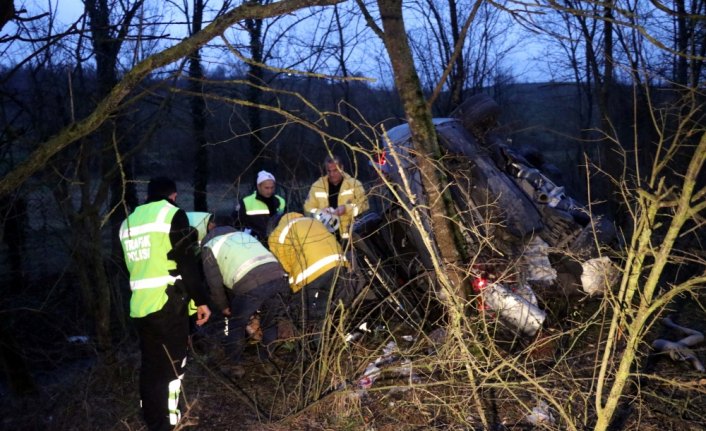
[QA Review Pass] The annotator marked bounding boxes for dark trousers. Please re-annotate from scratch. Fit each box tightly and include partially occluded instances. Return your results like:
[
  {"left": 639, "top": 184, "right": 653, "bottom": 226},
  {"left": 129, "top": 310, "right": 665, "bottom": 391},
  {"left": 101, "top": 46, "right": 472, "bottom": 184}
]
[
  {"left": 225, "top": 277, "right": 290, "bottom": 362},
  {"left": 289, "top": 268, "right": 338, "bottom": 324},
  {"left": 291, "top": 266, "right": 363, "bottom": 325},
  {"left": 133, "top": 286, "right": 189, "bottom": 431}
]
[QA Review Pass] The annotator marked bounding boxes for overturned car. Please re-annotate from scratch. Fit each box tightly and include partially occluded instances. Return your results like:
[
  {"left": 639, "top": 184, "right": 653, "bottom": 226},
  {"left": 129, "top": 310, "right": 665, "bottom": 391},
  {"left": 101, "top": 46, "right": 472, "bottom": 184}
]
[{"left": 353, "top": 95, "right": 618, "bottom": 336}]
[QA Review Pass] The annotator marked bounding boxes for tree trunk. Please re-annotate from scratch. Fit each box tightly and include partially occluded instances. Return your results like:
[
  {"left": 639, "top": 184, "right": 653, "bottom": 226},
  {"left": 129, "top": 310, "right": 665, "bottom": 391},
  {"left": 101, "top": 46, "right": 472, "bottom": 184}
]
[
  {"left": 70, "top": 0, "right": 147, "bottom": 351},
  {"left": 246, "top": 12, "right": 265, "bottom": 173},
  {"left": 190, "top": 0, "right": 209, "bottom": 212},
  {"left": 376, "top": 0, "right": 465, "bottom": 286},
  {"left": 674, "top": 0, "right": 688, "bottom": 86},
  {"left": 333, "top": 4, "right": 353, "bottom": 136},
  {"left": 0, "top": 0, "right": 14, "bottom": 32},
  {"left": 0, "top": 319, "right": 37, "bottom": 397},
  {"left": 72, "top": 209, "right": 113, "bottom": 351},
  {"left": 1, "top": 195, "right": 27, "bottom": 292},
  {"left": 447, "top": 0, "right": 465, "bottom": 113}
]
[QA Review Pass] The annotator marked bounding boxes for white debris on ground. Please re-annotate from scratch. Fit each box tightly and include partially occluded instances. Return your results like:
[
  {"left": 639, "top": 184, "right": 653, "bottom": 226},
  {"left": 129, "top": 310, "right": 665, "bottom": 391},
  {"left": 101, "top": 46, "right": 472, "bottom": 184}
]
[
  {"left": 580, "top": 256, "right": 619, "bottom": 295},
  {"left": 523, "top": 236, "right": 557, "bottom": 282},
  {"left": 526, "top": 400, "right": 555, "bottom": 426},
  {"left": 356, "top": 340, "right": 420, "bottom": 392},
  {"left": 480, "top": 282, "right": 546, "bottom": 337},
  {"left": 344, "top": 322, "right": 372, "bottom": 343}
]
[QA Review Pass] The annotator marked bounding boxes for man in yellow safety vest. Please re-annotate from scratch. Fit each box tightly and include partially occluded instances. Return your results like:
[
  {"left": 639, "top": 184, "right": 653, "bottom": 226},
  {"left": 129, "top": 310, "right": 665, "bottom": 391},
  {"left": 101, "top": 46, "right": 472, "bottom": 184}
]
[
  {"left": 235, "top": 170, "right": 286, "bottom": 244},
  {"left": 119, "top": 177, "right": 211, "bottom": 431}
]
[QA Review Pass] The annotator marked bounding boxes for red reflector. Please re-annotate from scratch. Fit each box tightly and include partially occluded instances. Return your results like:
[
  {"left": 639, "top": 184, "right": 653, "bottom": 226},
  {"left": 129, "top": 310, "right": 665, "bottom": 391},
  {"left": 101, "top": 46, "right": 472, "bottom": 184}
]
[
  {"left": 375, "top": 151, "right": 387, "bottom": 166},
  {"left": 472, "top": 277, "right": 487, "bottom": 292}
]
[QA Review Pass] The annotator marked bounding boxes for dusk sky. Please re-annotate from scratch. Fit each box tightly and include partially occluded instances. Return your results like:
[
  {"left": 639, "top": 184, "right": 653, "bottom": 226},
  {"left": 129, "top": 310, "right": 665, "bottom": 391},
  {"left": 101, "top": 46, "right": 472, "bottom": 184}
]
[{"left": 6, "top": 0, "right": 547, "bottom": 83}]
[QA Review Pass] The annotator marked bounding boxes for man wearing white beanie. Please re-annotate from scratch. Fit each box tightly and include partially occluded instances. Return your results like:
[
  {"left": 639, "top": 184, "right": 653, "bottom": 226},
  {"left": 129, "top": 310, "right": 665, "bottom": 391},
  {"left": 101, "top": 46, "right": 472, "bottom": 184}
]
[{"left": 234, "top": 170, "right": 286, "bottom": 244}]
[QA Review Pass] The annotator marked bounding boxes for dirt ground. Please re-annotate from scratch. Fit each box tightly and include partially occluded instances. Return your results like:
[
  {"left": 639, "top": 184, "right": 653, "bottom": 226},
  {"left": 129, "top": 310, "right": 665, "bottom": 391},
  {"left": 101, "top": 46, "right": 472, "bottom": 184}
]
[{"left": 3, "top": 291, "right": 706, "bottom": 431}]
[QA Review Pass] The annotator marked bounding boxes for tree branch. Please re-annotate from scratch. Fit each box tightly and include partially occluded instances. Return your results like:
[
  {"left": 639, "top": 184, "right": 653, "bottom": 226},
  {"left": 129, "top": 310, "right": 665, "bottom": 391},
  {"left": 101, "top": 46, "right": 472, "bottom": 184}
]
[
  {"left": 0, "top": 0, "right": 344, "bottom": 198},
  {"left": 426, "top": 0, "right": 483, "bottom": 108}
]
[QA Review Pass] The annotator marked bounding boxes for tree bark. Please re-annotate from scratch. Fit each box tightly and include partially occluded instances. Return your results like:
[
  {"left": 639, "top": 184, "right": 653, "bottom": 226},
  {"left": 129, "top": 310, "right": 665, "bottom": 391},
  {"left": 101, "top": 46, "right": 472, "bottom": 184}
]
[
  {"left": 190, "top": 0, "right": 209, "bottom": 212},
  {"left": 0, "top": 0, "right": 14, "bottom": 32},
  {"left": 376, "top": 0, "right": 464, "bottom": 285},
  {"left": 246, "top": 11, "right": 266, "bottom": 173}
]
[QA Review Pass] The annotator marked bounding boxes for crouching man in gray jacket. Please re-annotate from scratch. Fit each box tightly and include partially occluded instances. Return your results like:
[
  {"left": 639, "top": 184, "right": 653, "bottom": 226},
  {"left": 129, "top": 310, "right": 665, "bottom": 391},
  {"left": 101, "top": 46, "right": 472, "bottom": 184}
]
[{"left": 201, "top": 213, "right": 290, "bottom": 368}]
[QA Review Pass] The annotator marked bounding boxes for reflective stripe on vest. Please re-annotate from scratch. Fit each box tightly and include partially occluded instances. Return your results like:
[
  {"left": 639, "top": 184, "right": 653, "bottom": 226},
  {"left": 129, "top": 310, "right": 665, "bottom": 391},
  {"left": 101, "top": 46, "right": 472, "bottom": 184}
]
[
  {"left": 232, "top": 254, "right": 278, "bottom": 284},
  {"left": 246, "top": 209, "right": 270, "bottom": 215},
  {"left": 119, "top": 205, "right": 173, "bottom": 239},
  {"left": 289, "top": 253, "right": 345, "bottom": 286},
  {"left": 208, "top": 234, "right": 230, "bottom": 256},
  {"left": 314, "top": 191, "right": 328, "bottom": 198},
  {"left": 277, "top": 217, "right": 308, "bottom": 244},
  {"left": 243, "top": 193, "right": 285, "bottom": 216},
  {"left": 130, "top": 274, "right": 182, "bottom": 290},
  {"left": 206, "top": 232, "right": 278, "bottom": 287}
]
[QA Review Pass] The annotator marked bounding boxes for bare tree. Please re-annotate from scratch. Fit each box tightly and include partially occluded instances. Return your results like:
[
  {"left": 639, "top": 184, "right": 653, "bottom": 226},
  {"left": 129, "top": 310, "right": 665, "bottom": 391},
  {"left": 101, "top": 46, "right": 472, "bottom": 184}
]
[
  {"left": 0, "top": 0, "right": 13, "bottom": 32},
  {"left": 670, "top": 0, "right": 706, "bottom": 87},
  {"left": 0, "top": 0, "right": 345, "bottom": 198},
  {"left": 187, "top": 0, "right": 209, "bottom": 211}
]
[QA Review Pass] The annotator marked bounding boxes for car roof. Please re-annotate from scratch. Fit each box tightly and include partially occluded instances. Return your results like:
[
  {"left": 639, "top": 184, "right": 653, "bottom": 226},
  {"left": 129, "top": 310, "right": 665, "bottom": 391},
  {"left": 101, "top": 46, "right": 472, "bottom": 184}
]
[{"left": 385, "top": 118, "right": 458, "bottom": 147}]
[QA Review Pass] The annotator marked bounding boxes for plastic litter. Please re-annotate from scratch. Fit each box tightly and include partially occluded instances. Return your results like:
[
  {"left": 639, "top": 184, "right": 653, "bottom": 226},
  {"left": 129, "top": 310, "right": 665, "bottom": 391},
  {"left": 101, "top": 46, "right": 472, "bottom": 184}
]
[
  {"left": 580, "top": 256, "right": 618, "bottom": 295},
  {"left": 345, "top": 322, "right": 372, "bottom": 343},
  {"left": 357, "top": 341, "right": 400, "bottom": 389},
  {"left": 478, "top": 282, "right": 546, "bottom": 337},
  {"left": 526, "top": 400, "right": 555, "bottom": 425}
]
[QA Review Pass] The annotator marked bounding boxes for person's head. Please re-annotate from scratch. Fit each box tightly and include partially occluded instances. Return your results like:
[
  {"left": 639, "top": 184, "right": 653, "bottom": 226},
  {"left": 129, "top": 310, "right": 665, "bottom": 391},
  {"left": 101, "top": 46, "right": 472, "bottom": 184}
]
[
  {"left": 324, "top": 155, "right": 344, "bottom": 186},
  {"left": 147, "top": 176, "right": 177, "bottom": 202},
  {"left": 256, "top": 170, "right": 276, "bottom": 198},
  {"left": 209, "top": 211, "right": 234, "bottom": 231}
]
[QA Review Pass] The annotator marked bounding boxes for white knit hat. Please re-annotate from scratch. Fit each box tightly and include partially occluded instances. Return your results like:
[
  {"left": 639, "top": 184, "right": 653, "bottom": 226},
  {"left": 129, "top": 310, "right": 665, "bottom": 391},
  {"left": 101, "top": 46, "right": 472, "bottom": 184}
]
[{"left": 256, "top": 170, "right": 276, "bottom": 185}]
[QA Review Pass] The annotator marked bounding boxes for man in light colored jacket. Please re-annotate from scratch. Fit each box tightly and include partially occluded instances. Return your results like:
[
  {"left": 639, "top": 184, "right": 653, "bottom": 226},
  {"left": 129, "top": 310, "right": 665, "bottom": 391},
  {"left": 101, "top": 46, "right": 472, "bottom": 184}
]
[
  {"left": 268, "top": 212, "right": 359, "bottom": 324},
  {"left": 303, "top": 155, "right": 368, "bottom": 241}
]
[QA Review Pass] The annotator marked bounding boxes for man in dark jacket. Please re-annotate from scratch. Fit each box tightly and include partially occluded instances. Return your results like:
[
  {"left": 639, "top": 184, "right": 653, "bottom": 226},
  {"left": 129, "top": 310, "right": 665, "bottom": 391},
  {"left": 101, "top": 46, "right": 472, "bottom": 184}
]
[
  {"left": 119, "top": 177, "right": 211, "bottom": 431},
  {"left": 234, "top": 170, "right": 286, "bottom": 243}
]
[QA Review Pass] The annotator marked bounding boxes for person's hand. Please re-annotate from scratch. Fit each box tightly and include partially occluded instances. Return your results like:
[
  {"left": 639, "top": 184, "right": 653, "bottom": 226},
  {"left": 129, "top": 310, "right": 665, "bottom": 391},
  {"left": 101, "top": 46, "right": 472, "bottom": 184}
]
[
  {"left": 222, "top": 307, "right": 232, "bottom": 317},
  {"left": 195, "top": 305, "right": 211, "bottom": 326},
  {"left": 334, "top": 205, "right": 346, "bottom": 216}
]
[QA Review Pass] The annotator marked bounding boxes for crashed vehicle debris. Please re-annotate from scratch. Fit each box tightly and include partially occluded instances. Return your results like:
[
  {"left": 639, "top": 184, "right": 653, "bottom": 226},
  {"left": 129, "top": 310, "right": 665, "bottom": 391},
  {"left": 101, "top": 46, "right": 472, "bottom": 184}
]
[{"left": 353, "top": 94, "right": 618, "bottom": 337}]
